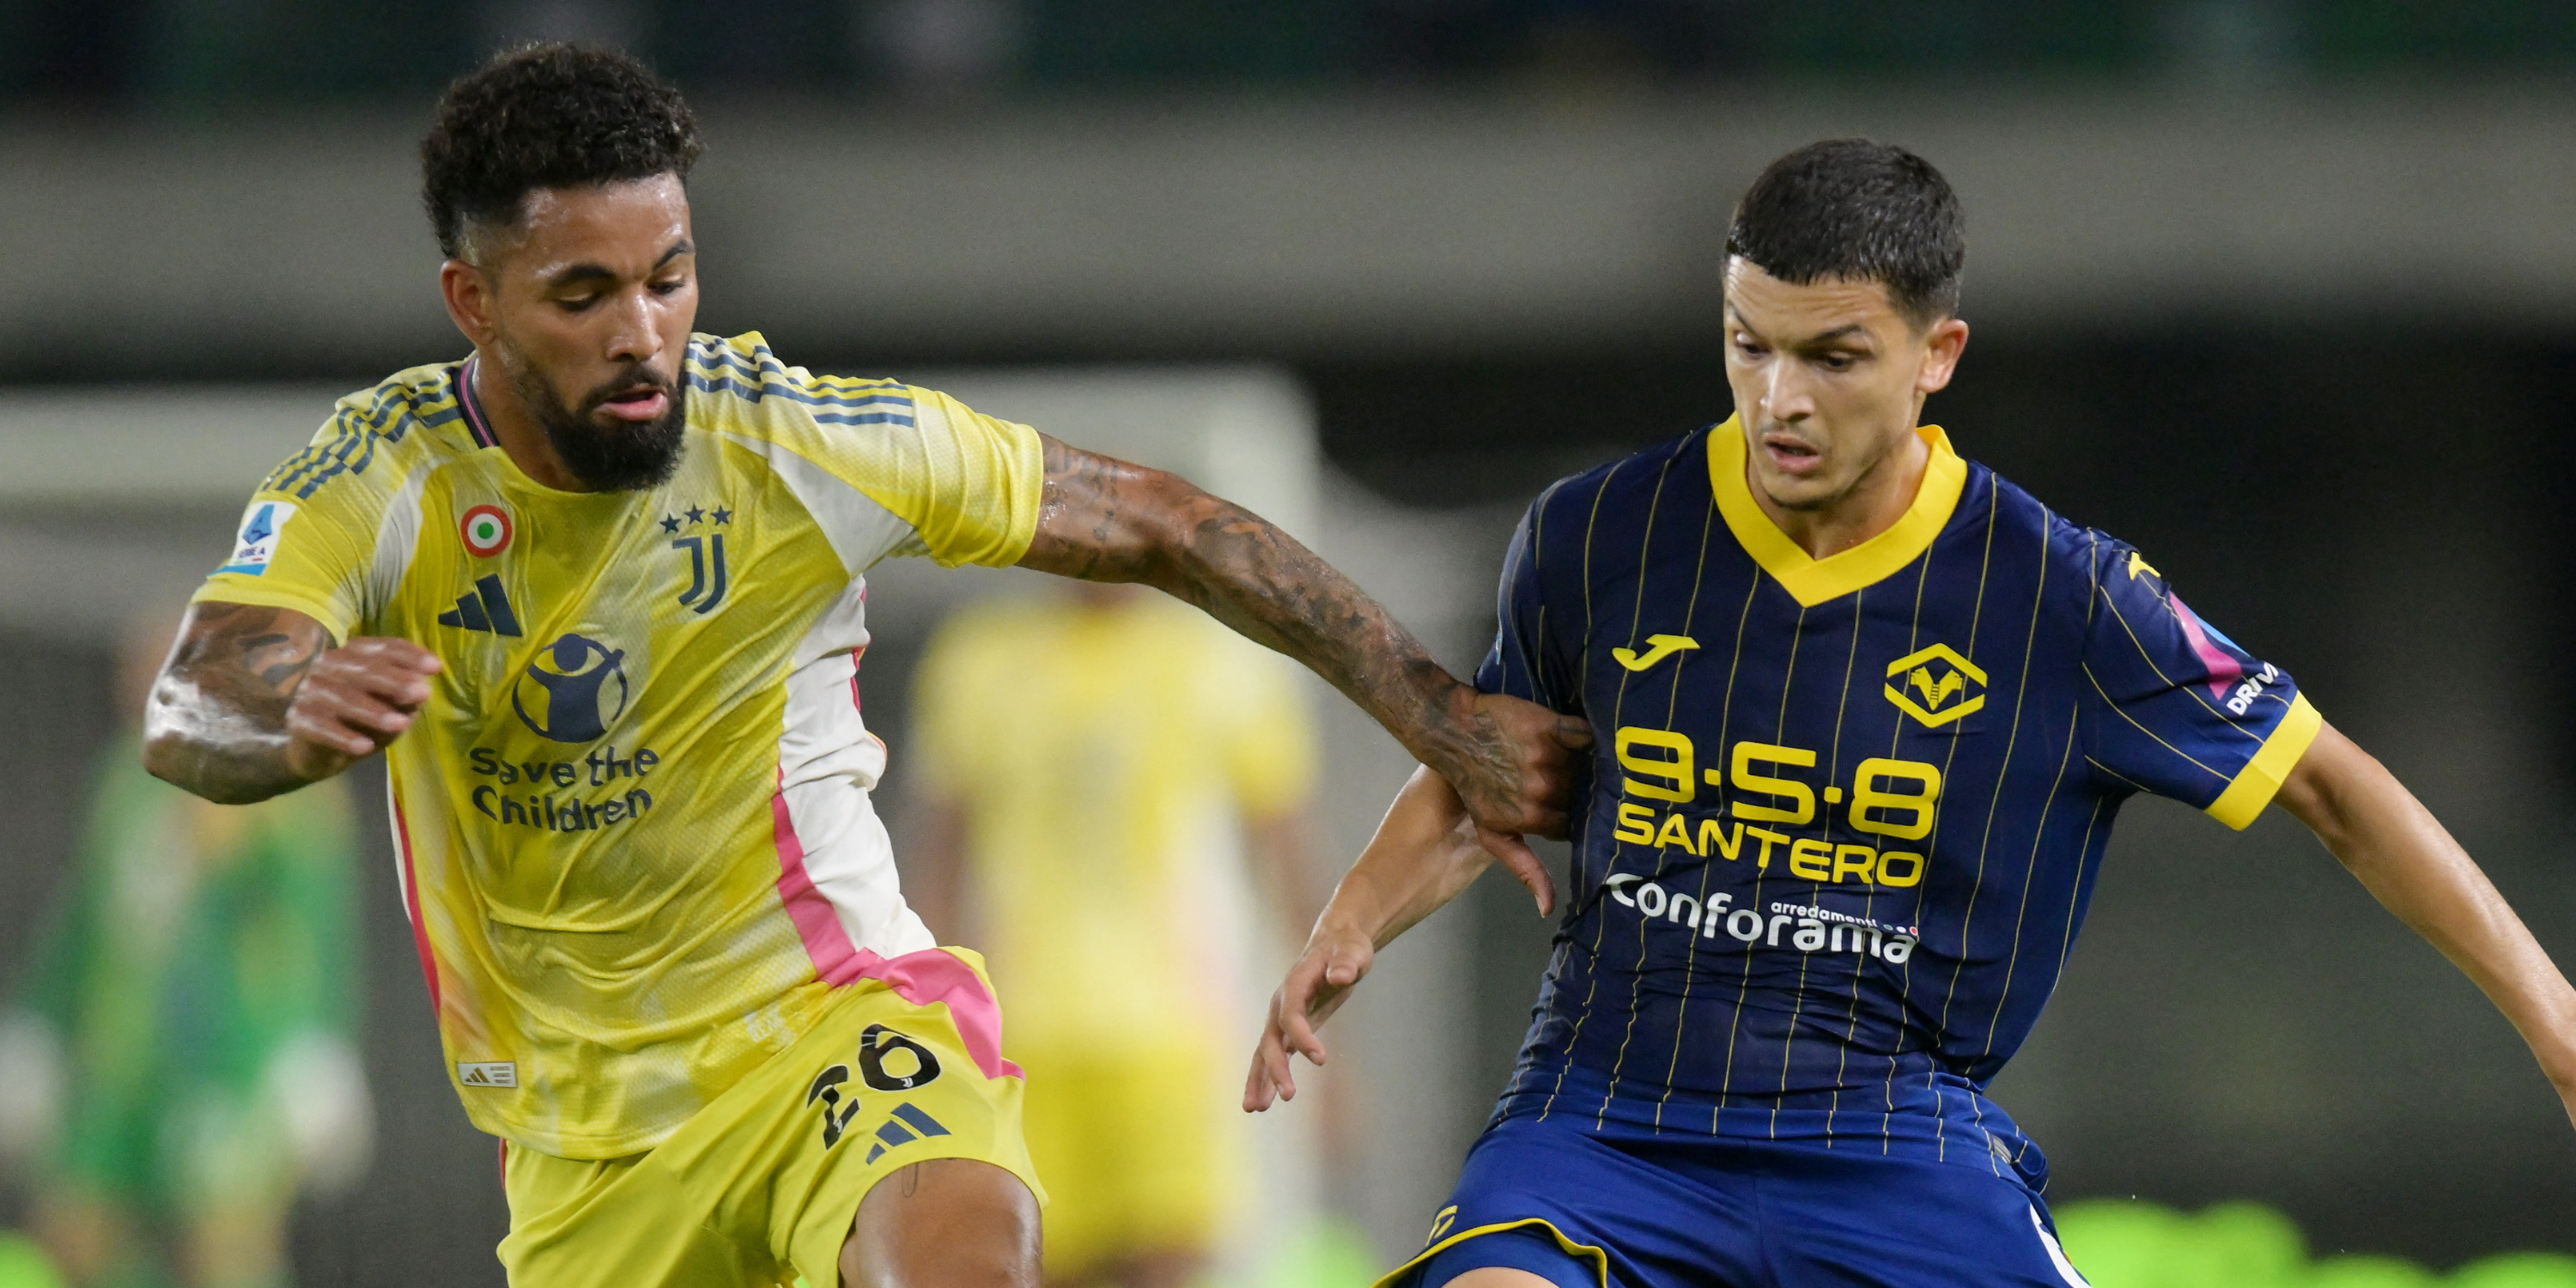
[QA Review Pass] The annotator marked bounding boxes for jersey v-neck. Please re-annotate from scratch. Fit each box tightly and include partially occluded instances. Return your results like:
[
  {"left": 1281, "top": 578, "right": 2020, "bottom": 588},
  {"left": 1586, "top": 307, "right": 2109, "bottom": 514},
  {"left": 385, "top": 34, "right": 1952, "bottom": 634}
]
[{"left": 1705, "top": 413, "right": 1968, "bottom": 607}]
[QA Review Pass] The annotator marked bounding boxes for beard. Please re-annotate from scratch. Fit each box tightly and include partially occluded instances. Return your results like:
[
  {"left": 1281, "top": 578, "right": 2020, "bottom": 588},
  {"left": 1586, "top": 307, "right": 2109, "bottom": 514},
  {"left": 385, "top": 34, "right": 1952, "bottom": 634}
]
[{"left": 500, "top": 353, "right": 689, "bottom": 492}]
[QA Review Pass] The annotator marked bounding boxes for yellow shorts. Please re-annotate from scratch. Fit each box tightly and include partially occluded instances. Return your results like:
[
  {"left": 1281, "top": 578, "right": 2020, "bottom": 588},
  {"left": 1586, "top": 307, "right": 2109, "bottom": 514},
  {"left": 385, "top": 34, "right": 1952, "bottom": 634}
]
[
  {"left": 1018, "top": 1042, "right": 1234, "bottom": 1278},
  {"left": 496, "top": 947, "right": 1043, "bottom": 1288}
]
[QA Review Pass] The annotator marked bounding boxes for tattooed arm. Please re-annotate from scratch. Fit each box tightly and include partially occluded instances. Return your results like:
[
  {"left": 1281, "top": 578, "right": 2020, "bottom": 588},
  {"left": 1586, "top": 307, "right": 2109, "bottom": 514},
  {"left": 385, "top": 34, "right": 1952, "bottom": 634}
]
[
  {"left": 1017, "top": 435, "right": 1589, "bottom": 842},
  {"left": 141, "top": 602, "right": 442, "bottom": 805}
]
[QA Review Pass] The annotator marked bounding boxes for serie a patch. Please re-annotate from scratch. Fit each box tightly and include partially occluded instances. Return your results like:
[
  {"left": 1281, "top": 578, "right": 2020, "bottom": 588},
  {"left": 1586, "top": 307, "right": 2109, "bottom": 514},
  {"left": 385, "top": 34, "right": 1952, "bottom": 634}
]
[{"left": 217, "top": 500, "right": 297, "bottom": 575}]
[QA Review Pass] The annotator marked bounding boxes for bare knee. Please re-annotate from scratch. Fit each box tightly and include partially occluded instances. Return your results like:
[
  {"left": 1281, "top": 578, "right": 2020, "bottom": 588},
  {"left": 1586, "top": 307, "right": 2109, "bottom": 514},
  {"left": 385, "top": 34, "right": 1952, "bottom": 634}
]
[{"left": 840, "top": 1157, "right": 1041, "bottom": 1288}]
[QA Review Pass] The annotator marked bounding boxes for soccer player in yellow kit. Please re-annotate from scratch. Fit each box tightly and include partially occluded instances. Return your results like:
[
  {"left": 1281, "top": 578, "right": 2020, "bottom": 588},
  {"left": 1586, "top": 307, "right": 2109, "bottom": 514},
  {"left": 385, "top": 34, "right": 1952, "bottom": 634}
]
[
  {"left": 139, "top": 46, "right": 1583, "bottom": 1288},
  {"left": 911, "top": 586, "right": 1323, "bottom": 1287}
]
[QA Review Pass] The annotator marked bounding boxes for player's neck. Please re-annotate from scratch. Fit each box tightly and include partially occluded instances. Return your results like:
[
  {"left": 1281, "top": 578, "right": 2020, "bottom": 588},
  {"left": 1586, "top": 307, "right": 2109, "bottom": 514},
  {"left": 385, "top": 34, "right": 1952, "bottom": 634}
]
[
  {"left": 1749, "top": 429, "right": 1931, "bottom": 562},
  {"left": 469, "top": 354, "right": 593, "bottom": 493}
]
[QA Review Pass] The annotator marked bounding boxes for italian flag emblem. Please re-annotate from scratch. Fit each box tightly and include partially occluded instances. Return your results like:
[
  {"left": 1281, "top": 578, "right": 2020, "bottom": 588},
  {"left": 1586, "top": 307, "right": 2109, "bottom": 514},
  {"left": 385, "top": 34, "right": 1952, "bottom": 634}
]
[{"left": 461, "top": 504, "right": 513, "bottom": 557}]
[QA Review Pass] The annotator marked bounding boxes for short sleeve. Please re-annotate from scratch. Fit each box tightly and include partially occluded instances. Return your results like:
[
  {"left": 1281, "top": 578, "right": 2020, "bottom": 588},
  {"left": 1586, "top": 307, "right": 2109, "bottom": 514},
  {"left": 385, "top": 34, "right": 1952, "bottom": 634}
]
[
  {"left": 1474, "top": 496, "right": 1578, "bottom": 714},
  {"left": 2079, "top": 538, "right": 2322, "bottom": 829},
  {"left": 690, "top": 335, "right": 1046, "bottom": 571},
  {"left": 884, "top": 389, "right": 1047, "bottom": 568},
  {"left": 190, "top": 408, "right": 401, "bottom": 642}
]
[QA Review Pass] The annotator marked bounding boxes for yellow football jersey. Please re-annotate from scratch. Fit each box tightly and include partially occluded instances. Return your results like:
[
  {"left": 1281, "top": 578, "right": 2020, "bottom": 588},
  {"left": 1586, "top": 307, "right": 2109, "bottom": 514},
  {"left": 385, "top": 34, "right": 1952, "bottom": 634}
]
[
  {"left": 911, "top": 594, "right": 1315, "bottom": 1054},
  {"left": 193, "top": 331, "right": 1044, "bottom": 1157}
]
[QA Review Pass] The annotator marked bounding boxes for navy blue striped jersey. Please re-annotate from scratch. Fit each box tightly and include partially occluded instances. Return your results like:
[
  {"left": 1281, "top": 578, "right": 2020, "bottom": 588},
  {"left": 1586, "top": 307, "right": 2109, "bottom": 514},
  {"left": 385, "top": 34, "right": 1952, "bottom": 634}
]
[{"left": 1475, "top": 417, "right": 2320, "bottom": 1169}]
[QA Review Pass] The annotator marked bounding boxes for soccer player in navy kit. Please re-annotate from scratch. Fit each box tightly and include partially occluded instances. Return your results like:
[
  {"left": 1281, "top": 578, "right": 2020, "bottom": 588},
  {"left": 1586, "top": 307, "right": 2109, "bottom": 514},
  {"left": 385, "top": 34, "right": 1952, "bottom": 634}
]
[{"left": 1245, "top": 140, "right": 2576, "bottom": 1286}]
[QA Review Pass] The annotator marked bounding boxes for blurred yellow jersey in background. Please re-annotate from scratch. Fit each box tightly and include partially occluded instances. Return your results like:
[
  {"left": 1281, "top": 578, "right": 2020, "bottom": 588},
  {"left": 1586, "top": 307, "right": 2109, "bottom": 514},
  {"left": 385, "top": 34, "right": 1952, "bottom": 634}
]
[
  {"left": 193, "top": 331, "right": 1043, "bottom": 1158},
  {"left": 913, "top": 592, "right": 1315, "bottom": 1274}
]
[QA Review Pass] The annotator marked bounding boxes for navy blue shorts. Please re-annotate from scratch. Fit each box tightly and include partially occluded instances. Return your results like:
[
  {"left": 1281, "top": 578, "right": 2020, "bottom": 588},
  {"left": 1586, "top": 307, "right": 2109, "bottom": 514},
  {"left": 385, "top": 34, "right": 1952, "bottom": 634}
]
[{"left": 1380, "top": 1115, "right": 2091, "bottom": 1288}]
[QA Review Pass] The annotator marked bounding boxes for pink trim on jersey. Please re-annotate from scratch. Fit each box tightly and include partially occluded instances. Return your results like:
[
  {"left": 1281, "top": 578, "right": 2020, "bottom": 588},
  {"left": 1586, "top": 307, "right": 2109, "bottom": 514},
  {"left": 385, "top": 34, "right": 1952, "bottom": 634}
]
[
  {"left": 771, "top": 771, "right": 863, "bottom": 985},
  {"left": 847, "top": 645, "right": 866, "bottom": 712},
  {"left": 771, "top": 766, "right": 1021, "bottom": 1082},
  {"left": 850, "top": 947, "right": 1026, "bottom": 1082},
  {"left": 391, "top": 786, "right": 443, "bottom": 1016},
  {"left": 2171, "top": 595, "right": 2244, "bottom": 699}
]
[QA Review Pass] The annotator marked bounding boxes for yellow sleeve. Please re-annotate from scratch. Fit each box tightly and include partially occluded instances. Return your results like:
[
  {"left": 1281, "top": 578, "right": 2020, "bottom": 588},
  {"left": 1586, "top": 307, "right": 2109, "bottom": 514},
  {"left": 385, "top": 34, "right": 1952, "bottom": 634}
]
[
  {"left": 893, "top": 388, "right": 1047, "bottom": 569},
  {"left": 190, "top": 401, "right": 407, "bottom": 642},
  {"left": 690, "top": 333, "right": 1046, "bottom": 570}
]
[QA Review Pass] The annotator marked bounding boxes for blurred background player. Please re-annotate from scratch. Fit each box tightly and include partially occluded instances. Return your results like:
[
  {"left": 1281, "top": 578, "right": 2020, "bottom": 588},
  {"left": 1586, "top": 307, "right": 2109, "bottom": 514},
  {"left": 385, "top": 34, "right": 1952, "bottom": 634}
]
[
  {"left": 0, "top": 617, "right": 370, "bottom": 1288},
  {"left": 908, "top": 580, "right": 1329, "bottom": 1288}
]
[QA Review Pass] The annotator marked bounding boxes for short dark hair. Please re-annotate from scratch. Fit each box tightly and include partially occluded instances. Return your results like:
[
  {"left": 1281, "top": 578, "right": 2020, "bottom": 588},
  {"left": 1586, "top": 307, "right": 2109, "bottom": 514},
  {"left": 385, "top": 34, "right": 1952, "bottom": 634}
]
[
  {"left": 420, "top": 44, "right": 702, "bottom": 261},
  {"left": 1724, "top": 139, "right": 1964, "bottom": 327}
]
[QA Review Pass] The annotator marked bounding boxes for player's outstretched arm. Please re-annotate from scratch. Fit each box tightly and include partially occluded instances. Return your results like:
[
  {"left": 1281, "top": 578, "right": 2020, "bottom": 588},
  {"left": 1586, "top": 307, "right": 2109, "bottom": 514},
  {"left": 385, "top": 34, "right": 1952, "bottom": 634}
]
[
  {"left": 141, "top": 602, "right": 441, "bottom": 805},
  {"left": 2274, "top": 720, "right": 2576, "bottom": 1131},
  {"left": 1243, "top": 766, "right": 1555, "bottom": 1112},
  {"left": 1018, "top": 435, "right": 1589, "bottom": 848}
]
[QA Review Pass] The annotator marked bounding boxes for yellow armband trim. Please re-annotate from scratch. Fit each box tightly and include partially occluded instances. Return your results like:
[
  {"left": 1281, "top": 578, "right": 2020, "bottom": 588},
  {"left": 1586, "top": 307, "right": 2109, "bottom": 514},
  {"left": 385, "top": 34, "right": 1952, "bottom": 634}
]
[{"left": 2204, "top": 692, "right": 2323, "bottom": 830}]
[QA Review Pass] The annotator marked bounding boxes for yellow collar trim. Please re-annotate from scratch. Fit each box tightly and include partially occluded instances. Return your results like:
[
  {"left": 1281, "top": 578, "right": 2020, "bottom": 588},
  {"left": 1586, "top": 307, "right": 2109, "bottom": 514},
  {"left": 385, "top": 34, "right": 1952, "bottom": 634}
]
[{"left": 1708, "top": 415, "right": 1968, "bottom": 608}]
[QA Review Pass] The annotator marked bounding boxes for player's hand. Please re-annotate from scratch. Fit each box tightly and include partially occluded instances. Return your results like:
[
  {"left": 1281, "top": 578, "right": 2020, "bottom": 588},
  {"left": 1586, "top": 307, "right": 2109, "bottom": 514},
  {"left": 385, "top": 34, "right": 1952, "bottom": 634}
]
[
  {"left": 283, "top": 637, "right": 442, "bottom": 781},
  {"left": 1244, "top": 919, "right": 1376, "bottom": 1113},
  {"left": 1437, "top": 690, "right": 1591, "bottom": 863}
]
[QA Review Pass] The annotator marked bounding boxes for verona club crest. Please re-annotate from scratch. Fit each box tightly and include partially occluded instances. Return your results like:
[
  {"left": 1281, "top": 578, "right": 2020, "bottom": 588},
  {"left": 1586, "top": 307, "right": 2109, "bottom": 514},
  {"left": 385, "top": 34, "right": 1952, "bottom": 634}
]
[{"left": 1883, "top": 643, "right": 1986, "bottom": 728}]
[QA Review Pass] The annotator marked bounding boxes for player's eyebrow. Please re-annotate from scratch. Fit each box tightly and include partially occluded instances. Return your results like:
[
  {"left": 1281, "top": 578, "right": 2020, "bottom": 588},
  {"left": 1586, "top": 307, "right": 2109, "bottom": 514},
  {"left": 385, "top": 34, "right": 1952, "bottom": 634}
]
[
  {"left": 1797, "top": 324, "right": 1870, "bottom": 346},
  {"left": 543, "top": 240, "right": 695, "bottom": 289}
]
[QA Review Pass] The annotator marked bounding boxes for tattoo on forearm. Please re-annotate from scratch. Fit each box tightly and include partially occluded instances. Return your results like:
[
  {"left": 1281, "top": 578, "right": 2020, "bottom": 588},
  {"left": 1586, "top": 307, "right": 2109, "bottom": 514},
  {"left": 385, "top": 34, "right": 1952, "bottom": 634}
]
[
  {"left": 242, "top": 629, "right": 319, "bottom": 690},
  {"left": 143, "top": 602, "right": 331, "bottom": 804}
]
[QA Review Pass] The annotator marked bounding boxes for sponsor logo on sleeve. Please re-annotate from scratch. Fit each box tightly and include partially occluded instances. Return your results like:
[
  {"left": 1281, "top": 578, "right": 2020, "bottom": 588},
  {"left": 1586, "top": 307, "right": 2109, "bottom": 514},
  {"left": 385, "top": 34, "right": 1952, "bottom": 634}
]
[
  {"left": 457, "top": 1061, "right": 517, "bottom": 1087},
  {"left": 216, "top": 501, "right": 297, "bottom": 575}
]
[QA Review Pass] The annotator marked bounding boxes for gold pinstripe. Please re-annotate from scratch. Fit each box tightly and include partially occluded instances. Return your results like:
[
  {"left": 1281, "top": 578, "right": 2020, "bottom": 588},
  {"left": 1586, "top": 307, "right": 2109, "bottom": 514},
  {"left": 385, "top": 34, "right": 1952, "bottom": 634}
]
[
  {"left": 1541, "top": 453, "right": 1669, "bottom": 1123},
  {"left": 1498, "top": 493, "right": 1558, "bottom": 1109},
  {"left": 2077, "top": 665, "right": 2233, "bottom": 783},
  {"left": 1638, "top": 495, "right": 1722, "bottom": 1130},
  {"left": 1686, "top": 557, "right": 1767, "bottom": 1136},
  {"left": 2051, "top": 793, "right": 2119, "bottom": 980},
  {"left": 1712, "top": 598, "right": 1808, "bottom": 1109},
  {"left": 1953, "top": 705, "right": 2089, "bottom": 1176},
  {"left": 2082, "top": 756, "right": 2153, "bottom": 794},
  {"left": 1585, "top": 448, "right": 1688, "bottom": 1127},
  {"left": 1928, "top": 507, "right": 2052, "bottom": 1163},
  {"left": 1825, "top": 482, "right": 1970, "bottom": 1147},
  {"left": 1879, "top": 479, "right": 1999, "bottom": 1153},
  {"left": 1978, "top": 704, "right": 2085, "bottom": 1058},
  {"left": 1764, "top": 587, "right": 1871, "bottom": 1139}
]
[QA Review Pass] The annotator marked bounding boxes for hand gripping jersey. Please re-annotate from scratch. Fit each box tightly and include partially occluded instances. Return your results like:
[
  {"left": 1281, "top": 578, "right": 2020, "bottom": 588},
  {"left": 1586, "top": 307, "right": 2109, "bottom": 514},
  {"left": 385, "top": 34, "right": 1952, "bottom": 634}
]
[
  {"left": 193, "top": 333, "right": 1044, "bottom": 1157},
  {"left": 1479, "top": 417, "right": 2320, "bottom": 1175}
]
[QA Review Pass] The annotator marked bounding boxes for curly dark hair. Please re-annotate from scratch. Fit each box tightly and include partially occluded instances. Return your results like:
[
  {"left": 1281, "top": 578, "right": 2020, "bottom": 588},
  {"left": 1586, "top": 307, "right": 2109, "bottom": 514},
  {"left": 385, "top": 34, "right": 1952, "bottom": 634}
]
[
  {"left": 1725, "top": 139, "right": 1965, "bottom": 328},
  {"left": 420, "top": 44, "right": 702, "bottom": 261}
]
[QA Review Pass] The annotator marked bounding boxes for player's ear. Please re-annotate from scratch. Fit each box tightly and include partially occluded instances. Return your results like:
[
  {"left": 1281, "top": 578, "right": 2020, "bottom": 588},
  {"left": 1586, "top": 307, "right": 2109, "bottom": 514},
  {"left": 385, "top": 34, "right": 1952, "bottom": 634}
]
[
  {"left": 1915, "top": 317, "right": 1969, "bottom": 395},
  {"left": 440, "top": 258, "right": 500, "bottom": 350}
]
